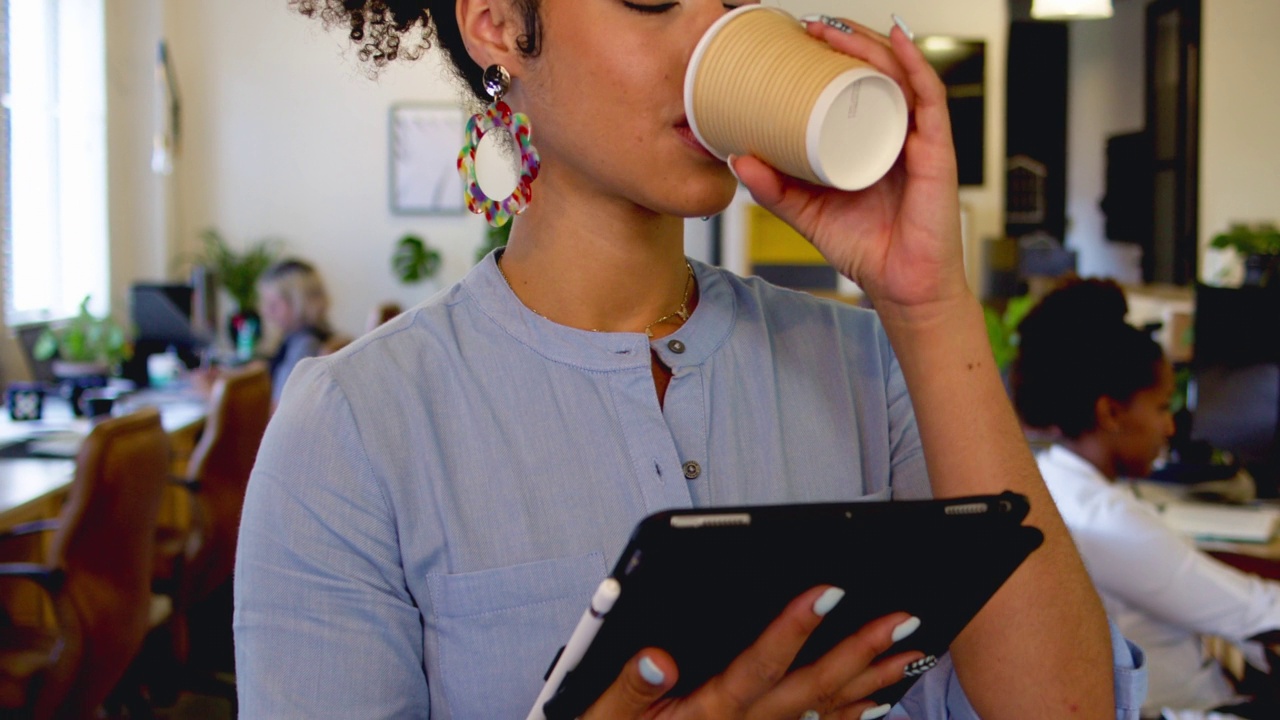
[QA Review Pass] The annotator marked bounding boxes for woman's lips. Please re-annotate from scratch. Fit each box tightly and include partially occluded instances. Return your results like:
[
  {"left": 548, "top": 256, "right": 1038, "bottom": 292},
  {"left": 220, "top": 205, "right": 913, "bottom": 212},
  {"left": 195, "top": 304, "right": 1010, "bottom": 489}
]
[{"left": 675, "top": 121, "right": 718, "bottom": 160}]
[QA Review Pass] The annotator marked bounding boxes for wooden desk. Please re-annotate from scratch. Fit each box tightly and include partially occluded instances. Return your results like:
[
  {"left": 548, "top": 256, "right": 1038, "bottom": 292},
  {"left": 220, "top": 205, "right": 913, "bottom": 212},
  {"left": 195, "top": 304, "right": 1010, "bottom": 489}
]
[
  {"left": 0, "top": 458, "right": 78, "bottom": 529},
  {"left": 1201, "top": 537, "right": 1280, "bottom": 581}
]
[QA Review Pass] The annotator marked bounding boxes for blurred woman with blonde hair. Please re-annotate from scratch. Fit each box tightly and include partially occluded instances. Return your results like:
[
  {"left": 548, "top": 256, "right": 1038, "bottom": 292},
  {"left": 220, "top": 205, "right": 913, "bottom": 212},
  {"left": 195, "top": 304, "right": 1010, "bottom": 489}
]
[{"left": 257, "top": 258, "right": 333, "bottom": 402}]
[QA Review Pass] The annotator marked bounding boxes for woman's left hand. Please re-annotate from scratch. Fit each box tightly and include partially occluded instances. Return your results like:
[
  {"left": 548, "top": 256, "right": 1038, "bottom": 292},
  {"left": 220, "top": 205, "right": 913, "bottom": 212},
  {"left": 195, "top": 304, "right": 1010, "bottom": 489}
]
[{"left": 731, "top": 19, "right": 966, "bottom": 314}]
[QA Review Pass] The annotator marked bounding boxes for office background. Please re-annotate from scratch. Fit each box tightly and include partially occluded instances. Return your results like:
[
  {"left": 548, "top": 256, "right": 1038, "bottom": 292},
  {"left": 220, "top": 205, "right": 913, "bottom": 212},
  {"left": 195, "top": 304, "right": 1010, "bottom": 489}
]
[{"left": 0, "top": 0, "right": 1276, "bottom": 377}]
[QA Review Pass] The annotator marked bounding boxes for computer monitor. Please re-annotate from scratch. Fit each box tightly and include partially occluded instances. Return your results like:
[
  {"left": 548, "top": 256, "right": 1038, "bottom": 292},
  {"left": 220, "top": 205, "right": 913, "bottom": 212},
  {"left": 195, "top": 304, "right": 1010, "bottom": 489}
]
[
  {"left": 1192, "top": 284, "right": 1280, "bottom": 367},
  {"left": 132, "top": 284, "right": 202, "bottom": 346},
  {"left": 14, "top": 322, "right": 60, "bottom": 385},
  {"left": 121, "top": 283, "right": 210, "bottom": 387},
  {"left": 1190, "top": 284, "right": 1280, "bottom": 495}
]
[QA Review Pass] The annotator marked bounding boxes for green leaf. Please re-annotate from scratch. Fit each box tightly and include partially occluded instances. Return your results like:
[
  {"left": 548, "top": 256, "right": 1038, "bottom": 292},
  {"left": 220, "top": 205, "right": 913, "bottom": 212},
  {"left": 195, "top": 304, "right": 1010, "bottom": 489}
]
[
  {"left": 1210, "top": 222, "right": 1280, "bottom": 256},
  {"left": 1003, "top": 294, "right": 1036, "bottom": 333},
  {"left": 33, "top": 295, "right": 133, "bottom": 366},
  {"left": 32, "top": 330, "right": 59, "bottom": 361},
  {"left": 392, "top": 235, "right": 442, "bottom": 283},
  {"left": 984, "top": 295, "right": 1033, "bottom": 372}
]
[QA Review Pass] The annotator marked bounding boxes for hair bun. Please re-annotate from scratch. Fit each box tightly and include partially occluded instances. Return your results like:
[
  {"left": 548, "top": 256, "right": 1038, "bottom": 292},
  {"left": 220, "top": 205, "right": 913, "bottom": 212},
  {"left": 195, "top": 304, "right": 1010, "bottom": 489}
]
[{"left": 1018, "top": 278, "right": 1130, "bottom": 345}]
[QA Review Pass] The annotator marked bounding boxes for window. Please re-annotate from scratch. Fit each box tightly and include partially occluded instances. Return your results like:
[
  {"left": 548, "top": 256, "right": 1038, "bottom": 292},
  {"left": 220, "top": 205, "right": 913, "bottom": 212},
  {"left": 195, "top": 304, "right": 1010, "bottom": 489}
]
[{"left": 2, "top": 0, "right": 108, "bottom": 326}]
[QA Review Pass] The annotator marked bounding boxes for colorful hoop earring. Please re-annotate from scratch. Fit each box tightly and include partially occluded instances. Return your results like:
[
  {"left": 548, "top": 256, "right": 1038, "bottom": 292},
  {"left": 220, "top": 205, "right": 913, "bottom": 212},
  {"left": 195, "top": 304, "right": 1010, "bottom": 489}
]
[{"left": 457, "top": 65, "right": 541, "bottom": 228}]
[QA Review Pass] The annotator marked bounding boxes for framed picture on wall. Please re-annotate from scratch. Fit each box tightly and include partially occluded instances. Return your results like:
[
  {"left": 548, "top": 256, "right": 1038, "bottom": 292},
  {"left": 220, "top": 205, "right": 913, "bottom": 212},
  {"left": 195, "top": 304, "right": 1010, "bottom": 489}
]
[{"left": 389, "top": 103, "right": 466, "bottom": 215}]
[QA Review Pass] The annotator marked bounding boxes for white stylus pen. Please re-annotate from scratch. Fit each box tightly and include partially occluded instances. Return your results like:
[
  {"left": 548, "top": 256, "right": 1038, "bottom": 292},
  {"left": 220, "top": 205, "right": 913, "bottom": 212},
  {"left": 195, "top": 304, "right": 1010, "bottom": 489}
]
[{"left": 526, "top": 577, "right": 622, "bottom": 720}]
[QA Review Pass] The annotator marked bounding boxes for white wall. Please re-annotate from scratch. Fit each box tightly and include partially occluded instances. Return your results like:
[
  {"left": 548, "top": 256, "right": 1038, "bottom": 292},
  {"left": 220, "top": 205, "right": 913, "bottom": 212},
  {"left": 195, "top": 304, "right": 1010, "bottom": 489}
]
[
  {"left": 1065, "top": 0, "right": 1146, "bottom": 283},
  {"left": 107, "top": 0, "right": 169, "bottom": 308},
  {"left": 1199, "top": 0, "right": 1280, "bottom": 276}
]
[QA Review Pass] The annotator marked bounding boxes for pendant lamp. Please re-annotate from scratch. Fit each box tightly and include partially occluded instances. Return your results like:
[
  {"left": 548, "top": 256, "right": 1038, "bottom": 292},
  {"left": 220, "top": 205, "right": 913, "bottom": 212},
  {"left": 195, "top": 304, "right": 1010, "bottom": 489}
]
[{"left": 1030, "top": 0, "right": 1114, "bottom": 20}]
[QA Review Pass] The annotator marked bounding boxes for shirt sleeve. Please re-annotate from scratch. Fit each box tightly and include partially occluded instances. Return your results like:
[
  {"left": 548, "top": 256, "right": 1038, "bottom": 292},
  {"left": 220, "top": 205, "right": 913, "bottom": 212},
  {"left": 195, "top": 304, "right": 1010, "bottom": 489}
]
[
  {"left": 888, "top": 619, "right": 1148, "bottom": 720},
  {"left": 234, "top": 359, "right": 431, "bottom": 718},
  {"left": 879, "top": 324, "right": 931, "bottom": 501},
  {"left": 1075, "top": 489, "right": 1280, "bottom": 643}
]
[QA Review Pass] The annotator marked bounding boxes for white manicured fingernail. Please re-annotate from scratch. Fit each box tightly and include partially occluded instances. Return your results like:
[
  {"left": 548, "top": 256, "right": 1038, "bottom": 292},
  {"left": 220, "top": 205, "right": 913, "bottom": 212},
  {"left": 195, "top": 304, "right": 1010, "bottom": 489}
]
[
  {"left": 813, "top": 587, "right": 845, "bottom": 617},
  {"left": 891, "top": 615, "right": 921, "bottom": 642},
  {"left": 798, "top": 13, "right": 824, "bottom": 23},
  {"left": 820, "top": 16, "right": 855, "bottom": 33},
  {"left": 726, "top": 155, "right": 742, "bottom": 185},
  {"left": 639, "top": 655, "right": 665, "bottom": 685},
  {"left": 861, "top": 703, "right": 892, "bottom": 720},
  {"left": 891, "top": 14, "right": 915, "bottom": 41}
]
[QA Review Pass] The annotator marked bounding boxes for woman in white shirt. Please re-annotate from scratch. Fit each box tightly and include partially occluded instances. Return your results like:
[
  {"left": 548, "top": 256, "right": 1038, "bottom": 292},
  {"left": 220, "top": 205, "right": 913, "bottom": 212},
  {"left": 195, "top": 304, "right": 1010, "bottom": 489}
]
[{"left": 1013, "top": 278, "right": 1280, "bottom": 719}]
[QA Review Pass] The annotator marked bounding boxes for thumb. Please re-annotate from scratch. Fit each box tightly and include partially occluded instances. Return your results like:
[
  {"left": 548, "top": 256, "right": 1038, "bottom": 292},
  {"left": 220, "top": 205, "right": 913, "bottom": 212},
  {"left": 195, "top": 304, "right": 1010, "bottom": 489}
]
[{"left": 582, "top": 650, "right": 678, "bottom": 720}]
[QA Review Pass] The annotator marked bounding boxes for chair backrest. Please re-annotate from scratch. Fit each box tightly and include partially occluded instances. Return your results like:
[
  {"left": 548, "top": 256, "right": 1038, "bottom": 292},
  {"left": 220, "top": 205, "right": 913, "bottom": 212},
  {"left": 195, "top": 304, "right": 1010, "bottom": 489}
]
[
  {"left": 319, "top": 333, "right": 353, "bottom": 356},
  {"left": 185, "top": 362, "right": 272, "bottom": 601},
  {"left": 366, "top": 301, "right": 403, "bottom": 333},
  {"left": 36, "top": 407, "right": 170, "bottom": 718}
]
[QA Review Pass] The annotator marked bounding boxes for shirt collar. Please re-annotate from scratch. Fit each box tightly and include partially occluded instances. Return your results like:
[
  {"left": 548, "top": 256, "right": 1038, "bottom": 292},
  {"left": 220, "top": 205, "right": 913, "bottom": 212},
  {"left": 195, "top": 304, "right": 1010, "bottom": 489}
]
[
  {"left": 462, "top": 251, "right": 735, "bottom": 372},
  {"left": 1043, "top": 444, "right": 1110, "bottom": 486}
]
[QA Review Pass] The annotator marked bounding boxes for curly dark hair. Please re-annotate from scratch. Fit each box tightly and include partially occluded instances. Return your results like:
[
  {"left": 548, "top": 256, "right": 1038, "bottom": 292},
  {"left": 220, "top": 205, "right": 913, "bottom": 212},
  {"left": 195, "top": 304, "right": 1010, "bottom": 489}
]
[
  {"left": 290, "top": 0, "right": 543, "bottom": 102},
  {"left": 1011, "top": 279, "right": 1165, "bottom": 438}
]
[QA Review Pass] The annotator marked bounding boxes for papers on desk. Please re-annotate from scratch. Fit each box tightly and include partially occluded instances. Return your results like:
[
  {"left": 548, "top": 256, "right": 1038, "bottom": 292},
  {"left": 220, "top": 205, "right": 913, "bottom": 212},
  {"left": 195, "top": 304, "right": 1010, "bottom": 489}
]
[
  {"left": 0, "top": 431, "right": 86, "bottom": 460},
  {"left": 1156, "top": 501, "right": 1280, "bottom": 544},
  {"left": 26, "top": 431, "right": 85, "bottom": 458},
  {"left": 1130, "top": 477, "right": 1280, "bottom": 544}
]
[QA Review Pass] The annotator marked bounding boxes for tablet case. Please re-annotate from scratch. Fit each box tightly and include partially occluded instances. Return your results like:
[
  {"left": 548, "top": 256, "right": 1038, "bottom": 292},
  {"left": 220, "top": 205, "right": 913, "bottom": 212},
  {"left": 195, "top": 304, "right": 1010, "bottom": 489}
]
[{"left": 542, "top": 492, "right": 1044, "bottom": 719}]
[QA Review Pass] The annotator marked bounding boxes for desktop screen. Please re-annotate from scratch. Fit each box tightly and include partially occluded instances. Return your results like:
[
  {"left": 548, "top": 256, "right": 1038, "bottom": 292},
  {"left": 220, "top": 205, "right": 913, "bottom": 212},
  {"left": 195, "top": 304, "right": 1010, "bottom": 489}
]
[
  {"left": 132, "top": 284, "right": 202, "bottom": 346},
  {"left": 123, "top": 283, "right": 209, "bottom": 386},
  {"left": 15, "top": 322, "right": 59, "bottom": 385},
  {"left": 1190, "top": 284, "right": 1280, "bottom": 494}
]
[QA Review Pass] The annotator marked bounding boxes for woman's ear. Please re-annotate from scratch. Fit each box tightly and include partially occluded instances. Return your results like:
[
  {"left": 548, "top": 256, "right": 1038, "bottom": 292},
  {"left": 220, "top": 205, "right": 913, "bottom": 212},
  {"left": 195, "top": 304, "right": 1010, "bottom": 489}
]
[
  {"left": 1095, "top": 395, "right": 1124, "bottom": 434},
  {"left": 457, "top": 0, "right": 524, "bottom": 73}
]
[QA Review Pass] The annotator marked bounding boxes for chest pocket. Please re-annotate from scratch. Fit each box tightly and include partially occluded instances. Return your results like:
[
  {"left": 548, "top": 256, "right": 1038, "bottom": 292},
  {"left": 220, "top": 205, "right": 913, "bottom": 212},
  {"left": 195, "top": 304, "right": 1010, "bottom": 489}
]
[{"left": 425, "top": 551, "right": 606, "bottom": 719}]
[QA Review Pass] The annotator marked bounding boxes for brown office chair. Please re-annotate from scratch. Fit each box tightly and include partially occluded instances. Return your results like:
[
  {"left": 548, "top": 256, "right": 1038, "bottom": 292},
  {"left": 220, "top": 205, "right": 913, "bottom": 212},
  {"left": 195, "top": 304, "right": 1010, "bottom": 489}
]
[
  {"left": 140, "top": 363, "right": 270, "bottom": 703},
  {"left": 0, "top": 407, "right": 170, "bottom": 718},
  {"left": 181, "top": 362, "right": 271, "bottom": 602},
  {"left": 319, "top": 333, "right": 353, "bottom": 356},
  {"left": 366, "top": 301, "right": 403, "bottom": 333}
]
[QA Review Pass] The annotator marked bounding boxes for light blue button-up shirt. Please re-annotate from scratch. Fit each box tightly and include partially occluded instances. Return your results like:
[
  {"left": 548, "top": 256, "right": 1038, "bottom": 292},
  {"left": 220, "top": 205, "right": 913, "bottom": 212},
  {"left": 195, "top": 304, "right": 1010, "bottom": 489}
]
[{"left": 235, "top": 254, "right": 1145, "bottom": 718}]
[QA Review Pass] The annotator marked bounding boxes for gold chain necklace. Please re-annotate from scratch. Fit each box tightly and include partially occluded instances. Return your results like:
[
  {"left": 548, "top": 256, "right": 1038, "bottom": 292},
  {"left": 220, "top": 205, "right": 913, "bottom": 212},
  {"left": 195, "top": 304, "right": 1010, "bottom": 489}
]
[{"left": 497, "top": 257, "right": 695, "bottom": 338}]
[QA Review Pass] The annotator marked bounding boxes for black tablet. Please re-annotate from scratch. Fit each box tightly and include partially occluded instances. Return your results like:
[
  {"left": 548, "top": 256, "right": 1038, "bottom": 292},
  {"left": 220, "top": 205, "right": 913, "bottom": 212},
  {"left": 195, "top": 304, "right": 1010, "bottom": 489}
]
[{"left": 538, "top": 492, "right": 1044, "bottom": 720}]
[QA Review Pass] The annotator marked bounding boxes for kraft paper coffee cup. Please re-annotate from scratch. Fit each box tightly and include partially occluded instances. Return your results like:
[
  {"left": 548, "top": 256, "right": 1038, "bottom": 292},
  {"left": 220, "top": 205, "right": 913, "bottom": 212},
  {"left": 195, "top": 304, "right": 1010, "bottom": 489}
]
[{"left": 685, "top": 5, "right": 909, "bottom": 191}]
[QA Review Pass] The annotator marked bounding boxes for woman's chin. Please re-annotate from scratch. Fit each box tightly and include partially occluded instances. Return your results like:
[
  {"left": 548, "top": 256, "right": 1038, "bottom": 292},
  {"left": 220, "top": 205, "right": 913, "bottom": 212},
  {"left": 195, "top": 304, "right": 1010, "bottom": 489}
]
[{"left": 664, "top": 174, "right": 738, "bottom": 220}]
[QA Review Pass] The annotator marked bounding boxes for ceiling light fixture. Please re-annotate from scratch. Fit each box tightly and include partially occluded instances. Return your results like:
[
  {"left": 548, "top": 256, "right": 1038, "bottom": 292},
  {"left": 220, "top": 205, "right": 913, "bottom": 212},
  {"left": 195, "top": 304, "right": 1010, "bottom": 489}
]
[{"left": 1030, "top": 0, "right": 1114, "bottom": 20}]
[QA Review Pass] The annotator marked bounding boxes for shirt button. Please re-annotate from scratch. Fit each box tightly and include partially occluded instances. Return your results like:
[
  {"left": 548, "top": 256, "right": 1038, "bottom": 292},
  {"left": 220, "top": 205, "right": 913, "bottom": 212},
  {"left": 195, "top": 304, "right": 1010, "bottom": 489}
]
[
  {"left": 682, "top": 461, "right": 702, "bottom": 480},
  {"left": 667, "top": 339, "right": 686, "bottom": 354}
]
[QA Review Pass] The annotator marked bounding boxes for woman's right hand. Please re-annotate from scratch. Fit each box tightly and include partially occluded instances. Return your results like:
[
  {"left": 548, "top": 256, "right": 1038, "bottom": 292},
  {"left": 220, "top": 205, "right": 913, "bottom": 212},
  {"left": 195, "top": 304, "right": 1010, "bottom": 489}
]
[{"left": 581, "top": 586, "right": 924, "bottom": 720}]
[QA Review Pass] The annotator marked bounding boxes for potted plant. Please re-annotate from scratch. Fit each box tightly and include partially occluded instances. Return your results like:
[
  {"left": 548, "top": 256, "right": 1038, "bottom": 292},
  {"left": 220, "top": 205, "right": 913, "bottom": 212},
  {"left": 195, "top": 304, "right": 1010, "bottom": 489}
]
[
  {"left": 1210, "top": 222, "right": 1280, "bottom": 287},
  {"left": 191, "top": 227, "right": 282, "bottom": 344},
  {"left": 32, "top": 296, "right": 133, "bottom": 377},
  {"left": 392, "top": 233, "right": 442, "bottom": 283},
  {"left": 983, "top": 294, "right": 1035, "bottom": 376},
  {"left": 32, "top": 296, "right": 133, "bottom": 415}
]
